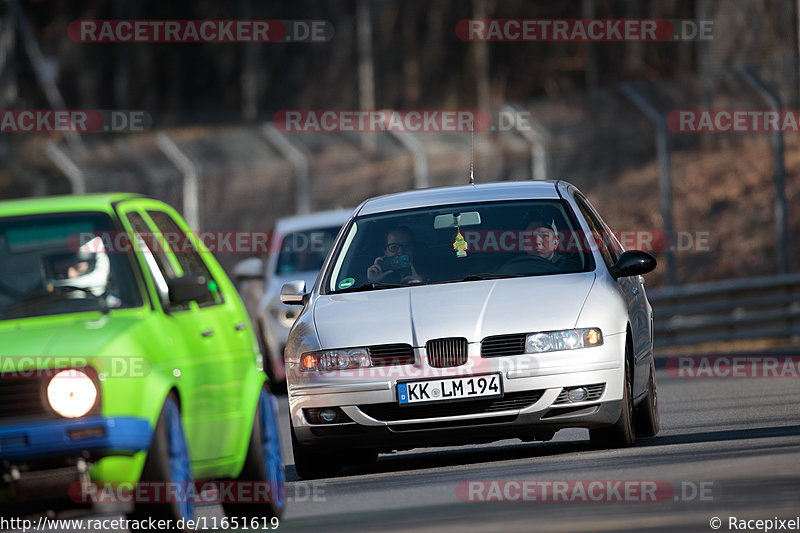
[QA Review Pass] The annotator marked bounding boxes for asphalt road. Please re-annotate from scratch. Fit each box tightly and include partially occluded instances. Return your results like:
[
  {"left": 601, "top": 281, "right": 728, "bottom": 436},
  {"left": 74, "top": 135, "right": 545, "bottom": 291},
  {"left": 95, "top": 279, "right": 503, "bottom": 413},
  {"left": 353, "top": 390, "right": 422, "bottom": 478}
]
[{"left": 7, "top": 353, "right": 800, "bottom": 533}]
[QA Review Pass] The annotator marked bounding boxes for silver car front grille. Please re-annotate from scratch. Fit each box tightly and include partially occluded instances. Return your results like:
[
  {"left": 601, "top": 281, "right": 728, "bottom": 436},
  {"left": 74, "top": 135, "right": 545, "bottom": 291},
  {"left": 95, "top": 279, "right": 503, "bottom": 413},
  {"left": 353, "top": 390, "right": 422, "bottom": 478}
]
[
  {"left": 426, "top": 337, "right": 468, "bottom": 368},
  {"left": 480, "top": 334, "right": 527, "bottom": 357},
  {"left": 368, "top": 343, "right": 415, "bottom": 366}
]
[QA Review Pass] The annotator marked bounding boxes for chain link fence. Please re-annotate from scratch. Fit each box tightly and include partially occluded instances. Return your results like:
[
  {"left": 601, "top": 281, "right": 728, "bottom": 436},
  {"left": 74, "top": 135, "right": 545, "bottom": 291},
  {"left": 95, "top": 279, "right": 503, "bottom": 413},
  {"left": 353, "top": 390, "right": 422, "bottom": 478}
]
[{"left": 4, "top": 62, "right": 799, "bottom": 282}]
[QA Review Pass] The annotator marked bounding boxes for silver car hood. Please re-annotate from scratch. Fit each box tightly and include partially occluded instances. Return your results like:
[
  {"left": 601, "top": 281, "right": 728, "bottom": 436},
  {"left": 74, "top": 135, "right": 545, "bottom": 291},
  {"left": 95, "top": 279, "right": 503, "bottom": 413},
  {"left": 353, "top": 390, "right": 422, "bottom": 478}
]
[{"left": 313, "top": 272, "right": 596, "bottom": 348}]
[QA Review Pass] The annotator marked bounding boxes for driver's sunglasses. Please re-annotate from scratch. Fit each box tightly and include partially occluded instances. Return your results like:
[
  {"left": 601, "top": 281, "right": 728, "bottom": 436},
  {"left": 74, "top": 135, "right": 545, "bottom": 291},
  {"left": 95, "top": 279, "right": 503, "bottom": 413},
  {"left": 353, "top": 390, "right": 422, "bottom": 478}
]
[{"left": 385, "top": 242, "right": 414, "bottom": 254}]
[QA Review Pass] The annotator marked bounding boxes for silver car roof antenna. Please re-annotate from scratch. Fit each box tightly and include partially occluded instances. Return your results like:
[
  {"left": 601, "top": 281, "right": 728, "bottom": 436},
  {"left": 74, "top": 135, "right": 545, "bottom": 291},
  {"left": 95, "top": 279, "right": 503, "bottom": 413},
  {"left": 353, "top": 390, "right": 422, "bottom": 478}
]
[{"left": 469, "top": 117, "right": 475, "bottom": 185}]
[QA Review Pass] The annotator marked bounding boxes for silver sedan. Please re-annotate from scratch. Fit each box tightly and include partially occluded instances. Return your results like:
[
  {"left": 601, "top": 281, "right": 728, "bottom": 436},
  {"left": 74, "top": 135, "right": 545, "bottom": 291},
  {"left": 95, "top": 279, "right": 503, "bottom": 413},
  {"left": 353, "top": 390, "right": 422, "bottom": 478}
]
[{"left": 281, "top": 180, "right": 659, "bottom": 479}]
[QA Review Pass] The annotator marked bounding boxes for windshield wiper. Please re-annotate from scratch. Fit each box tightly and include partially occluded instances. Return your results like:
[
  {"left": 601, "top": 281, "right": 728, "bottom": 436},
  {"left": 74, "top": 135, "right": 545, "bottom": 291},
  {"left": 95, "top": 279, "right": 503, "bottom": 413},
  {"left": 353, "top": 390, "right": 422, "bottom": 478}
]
[
  {"left": 336, "top": 282, "right": 407, "bottom": 293},
  {"left": 460, "top": 273, "right": 531, "bottom": 282},
  {"left": 460, "top": 273, "right": 509, "bottom": 281},
  {"left": 423, "top": 273, "right": 529, "bottom": 286}
]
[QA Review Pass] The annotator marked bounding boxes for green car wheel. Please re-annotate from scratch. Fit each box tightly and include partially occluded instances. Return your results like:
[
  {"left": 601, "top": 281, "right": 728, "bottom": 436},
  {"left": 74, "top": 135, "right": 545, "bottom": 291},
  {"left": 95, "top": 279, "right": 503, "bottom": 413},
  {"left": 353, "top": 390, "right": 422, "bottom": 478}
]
[
  {"left": 223, "top": 387, "right": 286, "bottom": 520},
  {"left": 128, "top": 393, "right": 194, "bottom": 525}
]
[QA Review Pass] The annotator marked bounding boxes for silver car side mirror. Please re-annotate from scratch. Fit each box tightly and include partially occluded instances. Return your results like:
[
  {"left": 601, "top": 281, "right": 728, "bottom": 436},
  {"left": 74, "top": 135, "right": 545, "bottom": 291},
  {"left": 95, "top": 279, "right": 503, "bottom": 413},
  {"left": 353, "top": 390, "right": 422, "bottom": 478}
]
[{"left": 280, "top": 280, "right": 308, "bottom": 306}]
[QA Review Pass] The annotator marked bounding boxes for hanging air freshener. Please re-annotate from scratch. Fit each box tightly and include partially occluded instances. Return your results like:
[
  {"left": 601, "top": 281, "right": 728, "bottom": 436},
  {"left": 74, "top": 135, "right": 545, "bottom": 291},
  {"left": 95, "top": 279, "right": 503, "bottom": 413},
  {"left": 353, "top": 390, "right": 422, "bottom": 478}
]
[{"left": 453, "top": 229, "right": 468, "bottom": 258}]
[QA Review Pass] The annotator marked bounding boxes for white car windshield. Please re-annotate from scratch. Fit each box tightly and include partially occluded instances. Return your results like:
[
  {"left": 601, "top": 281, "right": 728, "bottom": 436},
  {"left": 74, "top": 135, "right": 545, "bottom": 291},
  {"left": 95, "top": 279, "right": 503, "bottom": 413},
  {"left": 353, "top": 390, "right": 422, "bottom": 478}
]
[
  {"left": 326, "top": 200, "right": 596, "bottom": 293},
  {"left": 276, "top": 226, "right": 342, "bottom": 275}
]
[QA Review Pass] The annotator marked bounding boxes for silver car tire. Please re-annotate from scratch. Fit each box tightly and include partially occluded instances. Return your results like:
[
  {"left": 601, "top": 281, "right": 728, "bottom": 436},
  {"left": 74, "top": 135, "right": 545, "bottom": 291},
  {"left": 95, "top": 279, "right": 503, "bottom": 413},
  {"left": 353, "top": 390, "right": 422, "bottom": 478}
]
[
  {"left": 633, "top": 359, "right": 660, "bottom": 438},
  {"left": 589, "top": 341, "right": 636, "bottom": 448},
  {"left": 290, "top": 424, "right": 342, "bottom": 480}
]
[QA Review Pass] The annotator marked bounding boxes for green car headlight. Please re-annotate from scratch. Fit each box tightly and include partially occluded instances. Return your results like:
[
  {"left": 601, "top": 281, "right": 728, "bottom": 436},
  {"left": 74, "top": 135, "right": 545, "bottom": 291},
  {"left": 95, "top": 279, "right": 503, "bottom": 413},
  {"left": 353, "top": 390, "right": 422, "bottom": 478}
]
[
  {"left": 300, "top": 348, "right": 371, "bottom": 373},
  {"left": 47, "top": 369, "right": 98, "bottom": 418},
  {"left": 525, "top": 328, "right": 603, "bottom": 354}
]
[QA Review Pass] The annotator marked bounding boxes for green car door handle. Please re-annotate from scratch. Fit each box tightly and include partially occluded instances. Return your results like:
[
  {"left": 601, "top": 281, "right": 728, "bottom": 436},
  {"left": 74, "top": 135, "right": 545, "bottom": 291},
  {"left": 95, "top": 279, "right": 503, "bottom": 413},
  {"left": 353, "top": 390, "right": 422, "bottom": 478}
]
[
  {"left": 201, "top": 328, "right": 214, "bottom": 337},
  {"left": 234, "top": 322, "right": 247, "bottom": 331}
]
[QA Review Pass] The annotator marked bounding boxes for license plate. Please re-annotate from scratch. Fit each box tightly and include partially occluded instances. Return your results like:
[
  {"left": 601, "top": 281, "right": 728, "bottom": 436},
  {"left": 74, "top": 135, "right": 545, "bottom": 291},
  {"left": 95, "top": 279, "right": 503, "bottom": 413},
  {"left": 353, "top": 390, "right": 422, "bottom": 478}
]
[{"left": 397, "top": 374, "right": 502, "bottom": 405}]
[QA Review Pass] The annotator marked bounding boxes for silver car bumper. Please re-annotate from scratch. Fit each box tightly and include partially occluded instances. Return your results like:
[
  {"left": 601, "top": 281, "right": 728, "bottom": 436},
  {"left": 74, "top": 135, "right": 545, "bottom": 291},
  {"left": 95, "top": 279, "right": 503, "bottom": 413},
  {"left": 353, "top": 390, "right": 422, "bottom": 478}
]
[{"left": 288, "top": 333, "right": 626, "bottom": 450}]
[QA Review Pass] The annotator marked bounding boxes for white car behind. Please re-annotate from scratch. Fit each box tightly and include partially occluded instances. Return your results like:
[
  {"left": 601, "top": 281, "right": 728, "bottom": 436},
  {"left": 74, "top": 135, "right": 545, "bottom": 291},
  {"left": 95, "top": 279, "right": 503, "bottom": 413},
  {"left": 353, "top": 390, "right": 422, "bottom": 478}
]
[{"left": 234, "top": 209, "right": 352, "bottom": 385}]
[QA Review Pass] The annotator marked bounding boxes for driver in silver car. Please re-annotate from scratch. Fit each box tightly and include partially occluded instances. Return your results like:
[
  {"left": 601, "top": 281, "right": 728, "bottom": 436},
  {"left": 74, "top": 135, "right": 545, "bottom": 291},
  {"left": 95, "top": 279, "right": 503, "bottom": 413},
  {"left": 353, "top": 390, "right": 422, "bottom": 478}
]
[
  {"left": 522, "top": 215, "right": 564, "bottom": 264},
  {"left": 499, "top": 212, "right": 579, "bottom": 274},
  {"left": 367, "top": 225, "right": 425, "bottom": 284}
]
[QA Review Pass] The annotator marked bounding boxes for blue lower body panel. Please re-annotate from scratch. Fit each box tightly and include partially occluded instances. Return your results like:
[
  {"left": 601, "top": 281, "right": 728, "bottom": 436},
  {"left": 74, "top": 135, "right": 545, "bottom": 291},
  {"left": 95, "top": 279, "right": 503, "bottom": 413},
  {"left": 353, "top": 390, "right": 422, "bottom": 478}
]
[{"left": 0, "top": 417, "right": 152, "bottom": 462}]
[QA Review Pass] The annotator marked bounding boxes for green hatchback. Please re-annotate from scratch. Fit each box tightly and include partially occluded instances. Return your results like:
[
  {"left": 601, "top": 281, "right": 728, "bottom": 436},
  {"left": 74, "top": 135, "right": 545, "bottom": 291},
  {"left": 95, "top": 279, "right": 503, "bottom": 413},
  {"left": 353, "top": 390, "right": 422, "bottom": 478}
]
[{"left": 0, "top": 194, "right": 285, "bottom": 524}]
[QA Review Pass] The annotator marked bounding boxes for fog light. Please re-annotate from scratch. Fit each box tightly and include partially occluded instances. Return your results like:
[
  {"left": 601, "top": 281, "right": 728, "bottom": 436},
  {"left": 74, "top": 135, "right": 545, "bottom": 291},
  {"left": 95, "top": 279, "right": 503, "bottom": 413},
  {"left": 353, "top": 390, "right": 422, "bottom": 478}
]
[
  {"left": 319, "top": 408, "right": 338, "bottom": 423},
  {"left": 567, "top": 387, "right": 589, "bottom": 402}
]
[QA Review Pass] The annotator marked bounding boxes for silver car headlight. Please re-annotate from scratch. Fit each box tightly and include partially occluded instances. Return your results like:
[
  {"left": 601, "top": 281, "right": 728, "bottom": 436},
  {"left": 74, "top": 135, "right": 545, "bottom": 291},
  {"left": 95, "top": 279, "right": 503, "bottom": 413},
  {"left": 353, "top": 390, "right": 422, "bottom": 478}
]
[
  {"left": 299, "top": 348, "right": 371, "bottom": 373},
  {"left": 47, "top": 369, "right": 99, "bottom": 418},
  {"left": 525, "top": 328, "right": 603, "bottom": 354}
]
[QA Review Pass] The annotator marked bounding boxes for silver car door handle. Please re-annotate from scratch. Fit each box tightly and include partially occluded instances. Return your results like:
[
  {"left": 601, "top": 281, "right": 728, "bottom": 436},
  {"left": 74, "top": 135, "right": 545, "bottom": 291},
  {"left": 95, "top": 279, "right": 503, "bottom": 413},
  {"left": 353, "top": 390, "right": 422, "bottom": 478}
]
[
  {"left": 234, "top": 322, "right": 247, "bottom": 331},
  {"left": 201, "top": 329, "right": 214, "bottom": 337}
]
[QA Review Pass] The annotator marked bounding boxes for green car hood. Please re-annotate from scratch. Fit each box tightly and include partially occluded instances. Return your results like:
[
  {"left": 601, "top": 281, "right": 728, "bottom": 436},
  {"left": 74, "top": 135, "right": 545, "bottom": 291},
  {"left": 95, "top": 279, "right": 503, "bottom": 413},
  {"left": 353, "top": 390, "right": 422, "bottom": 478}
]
[{"left": 0, "top": 311, "right": 149, "bottom": 373}]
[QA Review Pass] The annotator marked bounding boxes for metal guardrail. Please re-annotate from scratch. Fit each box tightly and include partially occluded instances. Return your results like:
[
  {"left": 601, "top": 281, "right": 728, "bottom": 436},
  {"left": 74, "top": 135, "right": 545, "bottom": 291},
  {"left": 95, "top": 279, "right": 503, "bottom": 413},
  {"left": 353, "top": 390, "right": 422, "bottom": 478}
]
[{"left": 648, "top": 274, "right": 800, "bottom": 347}]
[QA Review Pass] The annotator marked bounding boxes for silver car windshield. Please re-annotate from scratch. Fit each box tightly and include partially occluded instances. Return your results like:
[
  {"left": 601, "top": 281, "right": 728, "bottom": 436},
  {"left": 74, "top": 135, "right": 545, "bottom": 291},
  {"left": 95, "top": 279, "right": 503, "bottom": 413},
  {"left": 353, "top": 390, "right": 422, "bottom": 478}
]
[
  {"left": 0, "top": 213, "right": 143, "bottom": 320},
  {"left": 326, "top": 200, "right": 595, "bottom": 293}
]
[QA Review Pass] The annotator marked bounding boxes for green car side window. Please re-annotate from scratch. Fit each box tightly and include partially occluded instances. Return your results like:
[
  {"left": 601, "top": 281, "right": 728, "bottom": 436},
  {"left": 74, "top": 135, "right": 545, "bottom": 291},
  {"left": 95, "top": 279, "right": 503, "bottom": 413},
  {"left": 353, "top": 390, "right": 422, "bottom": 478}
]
[
  {"left": 126, "top": 211, "right": 176, "bottom": 308},
  {"left": 146, "top": 210, "right": 223, "bottom": 308}
]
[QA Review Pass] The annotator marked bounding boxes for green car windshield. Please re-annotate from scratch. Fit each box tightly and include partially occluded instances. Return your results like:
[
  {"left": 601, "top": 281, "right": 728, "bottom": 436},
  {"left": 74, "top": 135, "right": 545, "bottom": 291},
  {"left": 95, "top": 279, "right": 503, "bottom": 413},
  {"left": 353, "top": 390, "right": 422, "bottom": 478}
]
[
  {"left": 0, "top": 213, "right": 142, "bottom": 320},
  {"left": 325, "top": 199, "right": 597, "bottom": 293}
]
